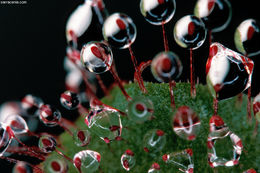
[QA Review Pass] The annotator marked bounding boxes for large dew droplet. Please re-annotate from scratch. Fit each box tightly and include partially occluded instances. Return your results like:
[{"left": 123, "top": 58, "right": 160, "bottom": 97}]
[{"left": 206, "top": 42, "right": 254, "bottom": 100}]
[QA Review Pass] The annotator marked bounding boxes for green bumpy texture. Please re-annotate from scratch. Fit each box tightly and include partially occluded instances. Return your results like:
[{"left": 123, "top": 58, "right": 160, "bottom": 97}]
[{"left": 44, "top": 82, "right": 259, "bottom": 173}]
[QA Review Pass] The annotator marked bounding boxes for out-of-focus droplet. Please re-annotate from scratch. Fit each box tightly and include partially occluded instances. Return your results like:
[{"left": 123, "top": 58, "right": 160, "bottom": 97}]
[
  {"left": 194, "top": 0, "right": 232, "bottom": 32},
  {"left": 73, "top": 129, "right": 91, "bottom": 147},
  {"left": 162, "top": 148, "right": 194, "bottom": 173},
  {"left": 85, "top": 108, "right": 122, "bottom": 143},
  {"left": 0, "top": 123, "right": 12, "bottom": 156},
  {"left": 253, "top": 93, "right": 260, "bottom": 122},
  {"left": 173, "top": 106, "right": 200, "bottom": 141},
  {"left": 140, "top": 0, "right": 176, "bottom": 25},
  {"left": 103, "top": 13, "right": 137, "bottom": 49},
  {"left": 206, "top": 42, "right": 254, "bottom": 100},
  {"left": 60, "top": 91, "right": 80, "bottom": 110},
  {"left": 73, "top": 150, "right": 101, "bottom": 173},
  {"left": 21, "top": 94, "right": 43, "bottom": 117},
  {"left": 81, "top": 41, "right": 113, "bottom": 74},
  {"left": 3, "top": 114, "right": 28, "bottom": 135},
  {"left": 174, "top": 15, "right": 206, "bottom": 50},
  {"left": 12, "top": 161, "right": 33, "bottom": 173},
  {"left": 243, "top": 169, "right": 257, "bottom": 173},
  {"left": 127, "top": 96, "right": 154, "bottom": 123},
  {"left": 0, "top": 102, "right": 23, "bottom": 123},
  {"left": 207, "top": 115, "right": 243, "bottom": 167},
  {"left": 235, "top": 19, "right": 260, "bottom": 57},
  {"left": 148, "top": 162, "right": 160, "bottom": 173},
  {"left": 39, "top": 104, "right": 61, "bottom": 127},
  {"left": 38, "top": 135, "right": 57, "bottom": 153},
  {"left": 143, "top": 129, "right": 166, "bottom": 154},
  {"left": 151, "top": 51, "right": 183, "bottom": 82},
  {"left": 66, "top": 0, "right": 107, "bottom": 48},
  {"left": 45, "top": 156, "right": 68, "bottom": 173},
  {"left": 120, "top": 149, "right": 136, "bottom": 171}
]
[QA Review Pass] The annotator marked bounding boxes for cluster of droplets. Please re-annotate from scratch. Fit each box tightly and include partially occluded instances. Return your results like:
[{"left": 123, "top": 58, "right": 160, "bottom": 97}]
[{"left": 0, "top": 0, "right": 259, "bottom": 172}]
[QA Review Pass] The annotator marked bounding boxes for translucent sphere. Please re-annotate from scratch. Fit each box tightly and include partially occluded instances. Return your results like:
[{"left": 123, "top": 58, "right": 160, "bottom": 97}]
[
  {"left": 140, "top": 0, "right": 176, "bottom": 25},
  {"left": 120, "top": 149, "right": 136, "bottom": 171},
  {"left": 73, "top": 129, "right": 91, "bottom": 147},
  {"left": 0, "top": 123, "right": 12, "bottom": 156},
  {"left": 172, "top": 106, "right": 200, "bottom": 140},
  {"left": 194, "top": 0, "right": 232, "bottom": 33},
  {"left": 234, "top": 19, "right": 260, "bottom": 56},
  {"left": 151, "top": 51, "right": 183, "bottom": 82},
  {"left": 85, "top": 108, "right": 122, "bottom": 143},
  {"left": 206, "top": 42, "right": 254, "bottom": 100},
  {"left": 38, "top": 135, "right": 57, "bottom": 153},
  {"left": 103, "top": 13, "right": 137, "bottom": 49},
  {"left": 45, "top": 156, "right": 68, "bottom": 173},
  {"left": 73, "top": 150, "right": 101, "bottom": 173},
  {"left": 143, "top": 129, "right": 166, "bottom": 153},
  {"left": 39, "top": 104, "right": 61, "bottom": 127},
  {"left": 21, "top": 94, "right": 43, "bottom": 117},
  {"left": 60, "top": 90, "right": 80, "bottom": 110},
  {"left": 0, "top": 101, "right": 22, "bottom": 123},
  {"left": 127, "top": 96, "right": 154, "bottom": 123},
  {"left": 81, "top": 41, "right": 113, "bottom": 74},
  {"left": 3, "top": 114, "right": 28, "bottom": 135},
  {"left": 12, "top": 161, "right": 32, "bottom": 173},
  {"left": 174, "top": 15, "right": 206, "bottom": 49},
  {"left": 162, "top": 149, "right": 194, "bottom": 172}
]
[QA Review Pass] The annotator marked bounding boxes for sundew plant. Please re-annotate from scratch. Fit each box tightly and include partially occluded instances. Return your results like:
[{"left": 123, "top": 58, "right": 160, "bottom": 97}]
[{"left": 0, "top": 0, "right": 259, "bottom": 173}]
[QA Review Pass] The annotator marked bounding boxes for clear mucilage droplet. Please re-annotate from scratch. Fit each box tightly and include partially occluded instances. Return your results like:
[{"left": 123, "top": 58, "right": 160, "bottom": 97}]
[
  {"left": 162, "top": 148, "right": 194, "bottom": 173},
  {"left": 0, "top": 123, "right": 12, "bottom": 156},
  {"left": 66, "top": 0, "right": 107, "bottom": 49},
  {"left": 103, "top": 13, "right": 137, "bottom": 49},
  {"left": 143, "top": 129, "right": 166, "bottom": 154},
  {"left": 127, "top": 96, "right": 154, "bottom": 123},
  {"left": 207, "top": 115, "right": 243, "bottom": 167},
  {"left": 174, "top": 15, "right": 206, "bottom": 50},
  {"left": 73, "top": 129, "right": 91, "bottom": 147},
  {"left": 21, "top": 94, "right": 43, "bottom": 117},
  {"left": 45, "top": 156, "right": 68, "bottom": 173},
  {"left": 85, "top": 108, "right": 122, "bottom": 143},
  {"left": 140, "top": 0, "right": 176, "bottom": 25},
  {"left": 234, "top": 19, "right": 260, "bottom": 56},
  {"left": 206, "top": 42, "right": 254, "bottom": 100},
  {"left": 172, "top": 106, "right": 200, "bottom": 141},
  {"left": 39, "top": 104, "right": 61, "bottom": 127},
  {"left": 194, "top": 0, "right": 232, "bottom": 33},
  {"left": 120, "top": 149, "right": 136, "bottom": 171},
  {"left": 151, "top": 51, "right": 183, "bottom": 82},
  {"left": 73, "top": 150, "right": 101, "bottom": 173},
  {"left": 60, "top": 90, "right": 80, "bottom": 110},
  {"left": 38, "top": 135, "right": 57, "bottom": 153},
  {"left": 3, "top": 114, "right": 29, "bottom": 135},
  {"left": 12, "top": 161, "right": 33, "bottom": 173},
  {"left": 81, "top": 41, "right": 113, "bottom": 74}
]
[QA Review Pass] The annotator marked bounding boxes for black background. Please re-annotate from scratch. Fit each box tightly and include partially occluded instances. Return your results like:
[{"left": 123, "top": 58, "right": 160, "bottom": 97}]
[{"left": 0, "top": 0, "right": 259, "bottom": 171}]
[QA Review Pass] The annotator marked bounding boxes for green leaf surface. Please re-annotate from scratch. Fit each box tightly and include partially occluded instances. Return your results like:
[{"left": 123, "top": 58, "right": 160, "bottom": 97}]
[{"left": 44, "top": 82, "right": 259, "bottom": 173}]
